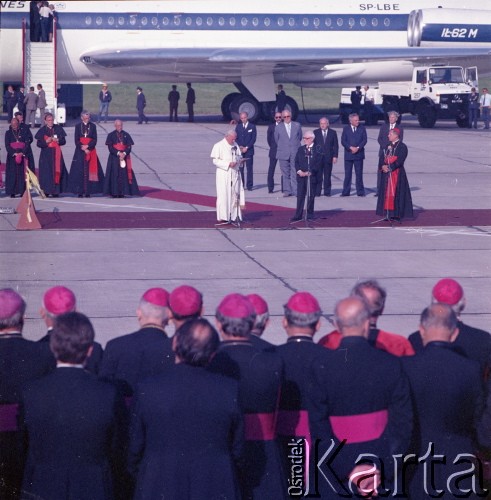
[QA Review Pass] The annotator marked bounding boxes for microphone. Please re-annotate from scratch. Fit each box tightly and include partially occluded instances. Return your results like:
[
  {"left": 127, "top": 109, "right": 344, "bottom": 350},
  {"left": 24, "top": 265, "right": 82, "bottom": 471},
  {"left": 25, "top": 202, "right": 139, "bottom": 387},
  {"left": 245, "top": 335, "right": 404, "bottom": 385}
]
[{"left": 231, "top": 146, "right": 237, "bottom": 153}]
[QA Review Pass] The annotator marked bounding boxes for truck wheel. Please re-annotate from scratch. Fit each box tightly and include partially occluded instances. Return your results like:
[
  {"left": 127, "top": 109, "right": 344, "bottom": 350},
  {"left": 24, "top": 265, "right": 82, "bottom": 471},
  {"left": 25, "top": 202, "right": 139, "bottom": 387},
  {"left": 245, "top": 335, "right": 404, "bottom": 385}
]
[{"left": 417, "top": 104, "right": 437, "bottom": 128}]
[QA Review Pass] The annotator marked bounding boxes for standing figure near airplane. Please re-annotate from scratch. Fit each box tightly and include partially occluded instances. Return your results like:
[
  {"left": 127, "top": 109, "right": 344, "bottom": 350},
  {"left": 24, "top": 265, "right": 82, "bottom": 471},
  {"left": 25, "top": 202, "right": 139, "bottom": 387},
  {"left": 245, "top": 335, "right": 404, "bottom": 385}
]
[
  {"left": 350, "top": 86, "right": 363, "bottom": 115},
  {"left": 168, "top": 85, "right": 180, "bottom": 122},
  {"left": 104, "top": 119, "right": 141, "bottom": 198},
  {"left": 98, "top": 83, "right": 112, "bottom": 123},
  {"left": 68, "top": 111, "right": 104, "bottom": 198},
  {"left": 3, "top": 86, "right": 16, "bottom": 123},
  {"left": 37, "top": 84, "right": 47, "bottom": 120},
  {"left": 136, "top": 87, "right": 148, "bottom": 124},
  {"left": 313, "top": 117, "right": 338, "bottom": 196},
  {"left": 235, "top": 112, "right": 257, "bottom": 191},
  {"left": 276, "top": 84, "right": 287, "bottom": 113},
  {"left": 341, "top": 113, "right": 367, "bottom": 197},
  {"left": 186, "top": 82, "right": 195, "bottom": 122},
  {"left": 35, "top": 112, "right": 68, "bottom": 197},
  {"left": 377, "top": 111, "right": 403, "bottom": 196},
  {"left": 266, "top": 113, "right": 282, "bottom": 193},
  {"left": 468, "top": 87, "right": 479, "bottom": 129}
]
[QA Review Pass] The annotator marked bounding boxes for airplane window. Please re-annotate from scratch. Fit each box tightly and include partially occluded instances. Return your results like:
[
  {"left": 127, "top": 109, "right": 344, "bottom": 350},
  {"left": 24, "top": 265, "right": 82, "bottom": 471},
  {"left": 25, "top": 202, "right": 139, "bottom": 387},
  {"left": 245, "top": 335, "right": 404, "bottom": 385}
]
[
  {"left": 325, "top": 18, "right": 331, "bottom": 27},
  {"left": 372, "top": 18, "right": 378, "bottom": 26},
  {"left": 313, "top": 18, "right": 320, "bottom": 27},
  {"left": 196, "top": 17, "right": 202, "bottom": 26},
  {"left": 108, "top": 16, "right": 115, "bottom": 25},
  {"left": 218, "top": 17, "right": 225, "bottom": 26},
  {"left": 241, "top": 17, "right": 248, "bottom": 26},
  {"left": 229, "top": 17, "right": 236, "bottom": 26},
  {"left": 151, "top": 17, "right": 158, "bottom": 26},
  {"left": 141, "top": 17, "right": 148, "bottom": 26},
  {"left": 360, "top": 18, "right": 366, "bottom": 27},
  {"left": 384, "top": 18, "right": 390, "bottom": 26},
  {"left": 252, "top": 18, "right": 259, "bottom": 27},
  {"left": 348, "top": 18, "right": 355, "bottom": 27},
  {"left": 277, "top": 18, "right": 284, "bottom": 27},
  {"left": 207, "top": 17, "right": 213, "bottom": 26},
  {"left": 118, "top": 17, "right": 125, "bottom": 25},
  {"left": 303, "top": 18, "right": 309, "bottom": 27},
  {"left": 337, "top": 18, "right": 343, "bottom": 27},
  {"left": 85, "top": 16, "right": 92, "bottom": 25},
  {"left": 173, "top": 17, "right": 181, "bottom": 26},
  {"left": 95, "top": 16, "right": 102, "bottom": 26},
  {"left": 288, "top": 18, "right": 295, "bottom": 27},
  {"left": 162, "top": 17, "right": 169, "bottom": 25},
  {"left": 264, "top": 17, "right": 271, "bottom": 27},
  {"left": 185, "top": 17, "right": 192, "bottom": 26}
]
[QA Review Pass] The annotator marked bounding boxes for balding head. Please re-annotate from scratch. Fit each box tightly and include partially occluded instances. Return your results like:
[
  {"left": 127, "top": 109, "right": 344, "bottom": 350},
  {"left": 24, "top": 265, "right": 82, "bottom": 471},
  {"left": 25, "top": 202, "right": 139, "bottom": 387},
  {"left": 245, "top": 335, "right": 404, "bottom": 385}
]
[
  {"left": 351, "top": 280, "right": 386, "bottom": 323},
  {"left": 334, "top": 296, "right": 370, "bottom": 338},
  {"left": 173, "top": 318, "right": 220, "bottom": 367},
  {"left": 419, "top": 303, "right": 458, "bottom": 346}
]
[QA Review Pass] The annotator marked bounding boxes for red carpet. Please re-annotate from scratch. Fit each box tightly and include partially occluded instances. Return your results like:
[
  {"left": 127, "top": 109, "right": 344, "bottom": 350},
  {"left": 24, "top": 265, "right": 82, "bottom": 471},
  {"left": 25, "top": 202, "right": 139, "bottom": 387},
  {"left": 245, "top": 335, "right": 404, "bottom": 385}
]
[{"left": 35, "top": 209, "right": 491, "bottom": 230}]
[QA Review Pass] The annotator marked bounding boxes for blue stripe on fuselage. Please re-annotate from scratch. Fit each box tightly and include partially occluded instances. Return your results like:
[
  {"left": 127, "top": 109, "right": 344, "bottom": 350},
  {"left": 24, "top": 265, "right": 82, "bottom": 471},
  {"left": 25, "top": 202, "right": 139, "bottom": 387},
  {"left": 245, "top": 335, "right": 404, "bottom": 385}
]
[{"left": 2, "top": 11, "right": 408, "bottom": 31}]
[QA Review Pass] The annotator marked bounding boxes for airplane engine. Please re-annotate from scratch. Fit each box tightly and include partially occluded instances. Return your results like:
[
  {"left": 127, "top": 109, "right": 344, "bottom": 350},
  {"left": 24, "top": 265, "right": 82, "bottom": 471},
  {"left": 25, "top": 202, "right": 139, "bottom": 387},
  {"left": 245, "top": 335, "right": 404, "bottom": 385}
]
[{"left": 407, "top": 9, "right": 491, "bottom": 47}]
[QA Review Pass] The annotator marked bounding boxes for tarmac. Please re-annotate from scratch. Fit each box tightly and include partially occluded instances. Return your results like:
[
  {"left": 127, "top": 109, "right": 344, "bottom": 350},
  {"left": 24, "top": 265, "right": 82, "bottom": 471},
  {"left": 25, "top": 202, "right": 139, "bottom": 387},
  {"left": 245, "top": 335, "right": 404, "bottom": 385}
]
[{"left": 0, "top": 113, "right": 490, "bottom": 345}]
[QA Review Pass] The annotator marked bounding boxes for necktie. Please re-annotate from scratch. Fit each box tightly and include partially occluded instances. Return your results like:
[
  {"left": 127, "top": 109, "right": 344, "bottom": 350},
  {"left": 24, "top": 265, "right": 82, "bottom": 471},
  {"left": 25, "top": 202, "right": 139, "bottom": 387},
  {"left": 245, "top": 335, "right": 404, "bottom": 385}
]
[
  {"left": 323, "top": 130, "right": 327, "bottom": 142},
  {"left": 352, "top": 126, "right": 356, "bottom": 132},
  {"left": 243, "top": 124, "right": 246, "bottom": 129},
  {"left": 286, "top": 123, "right": 291, "bottom": 138}
]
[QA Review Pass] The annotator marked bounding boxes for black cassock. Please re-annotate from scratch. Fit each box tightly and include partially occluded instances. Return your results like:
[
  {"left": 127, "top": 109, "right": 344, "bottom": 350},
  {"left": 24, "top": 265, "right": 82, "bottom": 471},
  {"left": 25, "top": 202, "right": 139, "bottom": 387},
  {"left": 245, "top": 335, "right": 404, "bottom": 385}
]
[
  {"left": 67, "top": 121, "right": 105, "bottom": 195},
  {"left": 376, "top": 140, "right": 413, "bottom": 220},
  {"left": 4, "top": 126, "right": 35, "bottom": 196},
  {"left": 104, "top": 129, "right": 140, "bottom": 196},
  {"left": 35, "top": 124, "right": 68, "bottom": 195}
]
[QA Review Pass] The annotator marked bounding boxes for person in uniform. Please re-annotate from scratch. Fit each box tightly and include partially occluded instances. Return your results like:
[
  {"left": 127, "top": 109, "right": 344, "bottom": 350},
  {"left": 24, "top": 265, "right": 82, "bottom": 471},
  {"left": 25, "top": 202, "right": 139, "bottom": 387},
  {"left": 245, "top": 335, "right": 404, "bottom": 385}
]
[
  {"left": 246, "top": 293, "right": 274, "bottom": 351},
  {"left": 275, "top": 292, "right": 332, "bottom": 497},
  {"left": 67, "top": 111, "right": 104, "bottom": 197},
  {"left": 210, "top": 129, "right": 245, "bottom": 223},
  {"left": 350, "top": 86, "right": 362, "bottom": 115},
  {"left": 168, "top": 285, "right": 203, "bottom": 332},
  {"left": 208, "top": 293, "right": 286, "bottom": 499},
  {"left": 377, "top": 111, "right": 403, "bottom": 196},
  {"left": 35, "top": 112, "right": 68, "bottom": 197},
  {"left": 186, "top": 82, "right": 195, "bottom": 122},
  {"left": 21, "top": 312, "right": 127, "bottom": 500},
  {"left": 129, "top": 318, "right": 244, "bottom": 500},
  {"left": 103, "top": 119, "right": 141, "bottom": 198},
  {"left": 168, "top": 84, "right": 180, "bottom": 122},
  {"left": 319, "top": 279, "right": 414, "bottom": 356},
  {"left": 266, "top": 112, "right": 282, "bottom": 193},
  {"left": 290, "top": 130, "right": 322, "bottom": 223},
  {"left": 4, "top": 117, "right": 35, "bottom": 197},
  {"left": 376, "top": 128, "right": 413, "bottom": 221},
  {"left": 0, "top": 289, "right": 54, "bottom": 500},
  {"left": 38, "top": 286, "right": 103, "bottom": 375},
  {"left": 408, "top": 278, "right": 491, "bottom": 381},
  {"left": 100, "top": 288, "right": 174, "bottom": 399},
  {"left": 403, "top": 304, "right": 484, "bottom": 499},
  {"left": 136, "top": 87, "right": 148, "bottom": 124},
  {"left": 235, "top": 112, "right": 257, "bottom": 191},
  {"left": 313, "top": 117, "right": 338, "bottom": 197},
  {"left": 309, "top": 296, "right": 413, "bottom": 497}
]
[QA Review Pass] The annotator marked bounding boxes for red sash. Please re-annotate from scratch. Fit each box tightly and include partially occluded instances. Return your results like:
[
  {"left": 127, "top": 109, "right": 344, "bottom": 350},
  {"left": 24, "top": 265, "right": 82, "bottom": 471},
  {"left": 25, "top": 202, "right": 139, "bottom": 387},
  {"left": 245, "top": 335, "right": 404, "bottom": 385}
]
[
  {"left": 44, "top": 135, "right": 62, "bottom": 184},
  {"left": 383, "top": 168, "right": 400, "bottom": 211},
  {"left": 244, "top": 412, "right": 276, "bottom": 441},
  {"left": 80, "top": 137, "right": 99, "bottom": 181},
  {"left": 0, "top": 403, "right": 19, "bottom": 432},
  {"left": 329, "top": 409, "right": 388, "bottom": 444},
  {"left": 113, "top": 143, "right": 133, "bottom": 184},
  {"left": 10, "top": 141, "right": 25, "bottom": 165}
]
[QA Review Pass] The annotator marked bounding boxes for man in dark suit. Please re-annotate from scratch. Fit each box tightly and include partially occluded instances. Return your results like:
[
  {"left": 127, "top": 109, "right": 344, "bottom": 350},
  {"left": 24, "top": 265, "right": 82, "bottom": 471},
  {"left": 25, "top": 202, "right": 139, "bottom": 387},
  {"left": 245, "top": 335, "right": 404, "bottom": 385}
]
[
  {"left": 350, "top": 86, "right": 363, "bottom": 115},
  {"left": 136, "top": 86, "right": 147, "bottom": 124},
  {"left": 403, "top": 304, "right": 484, "bottom": 498},
  {"left": 275, "top": 110, "right": 302, "bottom": 197},
  {"left": 129, "top": 318, "right": 244, "bottom": 500},
  {"left": 313, "top": 117, "right": 339, "bottom": 196},
  {"left": 290, "top": 130, "right": 322, "bottom": 223},
  {"left": 22, "top": 312, "right": 127, "bottom": 500},
  {"left": 266, "top": 112, "right": 282, "bottom": 193},
  {"left": 100, "top": 287, "right": 174, "bottom": 398},
  {"left": 276, "top": 84, "right": 287, "bottom": 112},
  {"left": 235, "top": 112, "right": 257, "bottom": 191},
  {"left": 168, "top": 84, "right": 180, "bottom": 122},
  {"left": 376, "top": 111, "right": 403, "bottom": 196},
  {"left": 185, "top": 82, "right": 195, "bottom": 122},
  {"left": 246, "top": 293, "right": 274, "bottom": 351},
  {"left": 340, "top": 113, "right": 367, "bottom": 196},
  {"left": 0, "top": 289, "right": 54, "bottom": 500},
  {"left": 209, "top": 293, "right": 286, "bottom": 499},
  {"left": 39, "top": 286, "right": 104, "bottom": 374}
]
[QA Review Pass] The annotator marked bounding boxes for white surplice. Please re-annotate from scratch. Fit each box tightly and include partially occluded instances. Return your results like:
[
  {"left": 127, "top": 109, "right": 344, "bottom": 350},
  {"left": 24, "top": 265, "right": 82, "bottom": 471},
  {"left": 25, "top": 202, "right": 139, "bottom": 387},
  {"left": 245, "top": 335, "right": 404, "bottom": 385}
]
[{"left": 210, "top": 138, "right": 245, "bottom": 222}]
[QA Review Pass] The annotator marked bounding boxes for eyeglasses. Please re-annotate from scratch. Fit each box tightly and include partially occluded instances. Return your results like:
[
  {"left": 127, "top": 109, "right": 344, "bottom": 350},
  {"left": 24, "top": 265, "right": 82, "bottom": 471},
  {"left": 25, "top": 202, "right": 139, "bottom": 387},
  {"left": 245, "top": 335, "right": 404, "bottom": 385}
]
[
  {"left": 275, "top": 116, "right": 282, "bottom": 119},
  {"left": 283, "top": 115, "right": 291, "bottom": 118}
]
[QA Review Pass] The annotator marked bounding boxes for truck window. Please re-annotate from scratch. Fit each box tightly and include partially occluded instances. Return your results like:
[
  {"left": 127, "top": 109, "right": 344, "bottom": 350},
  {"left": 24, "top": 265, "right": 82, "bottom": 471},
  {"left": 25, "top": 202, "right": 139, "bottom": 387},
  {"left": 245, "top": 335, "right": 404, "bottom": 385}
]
[
  {"left": 416, "top": 71, "right": 427, "bottom": 84},
  {"left": 430, "top": 67, "right": 464, "bottom": 84}
]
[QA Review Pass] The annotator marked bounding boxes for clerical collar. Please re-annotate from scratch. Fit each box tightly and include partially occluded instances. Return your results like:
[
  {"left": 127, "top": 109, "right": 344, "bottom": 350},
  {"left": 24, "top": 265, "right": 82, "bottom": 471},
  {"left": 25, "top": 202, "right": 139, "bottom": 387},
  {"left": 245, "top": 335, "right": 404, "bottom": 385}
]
[
  {"left": 287, "top": 335, "right": 313, "bottom": 343},
  {"left": 221, "top": 339, "right": 252, "bottom": 347},
  {"left": 57, "top": 363, "right": 85, "bottom": 369},
  {"left": 0, "top": 331, "right": 22, "bottom": 339},
  {"left": 141, "top": 323, "right": 167, "bottom": 334}
]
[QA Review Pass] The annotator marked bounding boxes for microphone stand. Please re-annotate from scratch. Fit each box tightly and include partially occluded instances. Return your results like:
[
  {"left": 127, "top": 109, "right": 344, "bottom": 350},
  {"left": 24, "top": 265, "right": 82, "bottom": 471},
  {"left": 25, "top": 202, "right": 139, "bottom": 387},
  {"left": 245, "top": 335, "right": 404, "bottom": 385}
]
[{"left": 230, "top": 146, "right": 242, "bottom": 227}]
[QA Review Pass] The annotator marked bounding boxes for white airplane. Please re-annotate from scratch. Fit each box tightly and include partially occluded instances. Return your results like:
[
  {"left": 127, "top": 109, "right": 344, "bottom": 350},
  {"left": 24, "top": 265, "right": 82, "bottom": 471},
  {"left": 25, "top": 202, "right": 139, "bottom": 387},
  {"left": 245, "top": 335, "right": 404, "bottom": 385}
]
[{"left": 1, "top": 0, "right": 490, "bottom": 121}]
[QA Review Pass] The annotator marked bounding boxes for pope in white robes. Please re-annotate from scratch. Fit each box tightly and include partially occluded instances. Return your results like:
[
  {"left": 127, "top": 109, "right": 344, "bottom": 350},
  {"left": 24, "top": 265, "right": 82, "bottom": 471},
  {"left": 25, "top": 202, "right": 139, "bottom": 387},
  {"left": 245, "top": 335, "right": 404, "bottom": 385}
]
[{"left": 210, "top": 130, "right": 245, "bottom": 223}]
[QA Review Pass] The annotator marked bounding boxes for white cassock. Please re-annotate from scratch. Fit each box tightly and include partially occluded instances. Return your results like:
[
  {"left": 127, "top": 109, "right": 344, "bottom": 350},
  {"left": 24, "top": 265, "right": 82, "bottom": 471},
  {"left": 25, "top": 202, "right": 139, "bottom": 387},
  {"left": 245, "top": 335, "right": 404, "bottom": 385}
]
[{"left": 210, "top": 138, "right": 245, "bottom": 222}]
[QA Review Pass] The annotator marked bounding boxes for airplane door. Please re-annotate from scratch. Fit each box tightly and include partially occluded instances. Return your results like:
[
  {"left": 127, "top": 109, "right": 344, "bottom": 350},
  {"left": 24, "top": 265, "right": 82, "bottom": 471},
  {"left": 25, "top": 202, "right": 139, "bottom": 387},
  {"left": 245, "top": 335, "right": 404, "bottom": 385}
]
[{"left": 465, "top": 67, "right": 478, "bottom": 88}]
